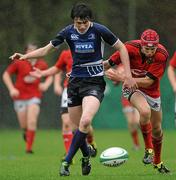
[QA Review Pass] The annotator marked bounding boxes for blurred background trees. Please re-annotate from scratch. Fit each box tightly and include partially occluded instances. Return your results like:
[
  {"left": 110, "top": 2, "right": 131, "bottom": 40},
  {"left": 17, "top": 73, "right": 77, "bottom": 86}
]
[
  {"left": 0, "top": 0, "right": 176, "bottom": 129},
  {"left": 0, "top": 0, "right": 176, "bottom": 65}
]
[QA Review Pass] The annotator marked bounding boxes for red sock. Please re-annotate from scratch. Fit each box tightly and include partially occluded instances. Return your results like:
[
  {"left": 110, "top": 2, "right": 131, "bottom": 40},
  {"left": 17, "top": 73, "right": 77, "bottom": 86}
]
[
  {"left": 140, "top": 122, "right": 153, "bottom": 149},
  {"left": 63, "top": 131, "right": 73, "bottom": 153},
  {"left": 26, "top": 130, "right": 35, "bottom": 151},
  {"left": 152, "top": 134, "right": 163, "bottom": 164},
  {"left": 131, "top": 130, "right": 140, "bottom": 147},
  {"left": 86, "top": 134, "right": 93, "bottom": 144}
]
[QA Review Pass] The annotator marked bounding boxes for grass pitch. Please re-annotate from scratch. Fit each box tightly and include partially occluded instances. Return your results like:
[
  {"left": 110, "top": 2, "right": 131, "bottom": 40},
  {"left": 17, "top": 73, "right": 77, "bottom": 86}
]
[{"left": 0, "top": 129, "right": 175, "bottom": 180}]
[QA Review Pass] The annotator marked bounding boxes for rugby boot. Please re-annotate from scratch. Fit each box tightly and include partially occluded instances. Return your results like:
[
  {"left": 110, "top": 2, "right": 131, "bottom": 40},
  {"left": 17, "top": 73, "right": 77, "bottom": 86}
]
[
  {"left": 142, "top": 148, "right": 153, "bottom": 164},
  {"left": 59, "top": 161, "right": 70, "bottom": 176},
  {"left": 153, "top": 162, "right": 171, "bottom": 174}
]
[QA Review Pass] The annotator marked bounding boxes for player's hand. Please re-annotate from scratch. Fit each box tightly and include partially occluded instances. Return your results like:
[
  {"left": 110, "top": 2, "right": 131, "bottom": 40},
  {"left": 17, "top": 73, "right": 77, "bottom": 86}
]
[
  {"left": 123, "top": 77, "right": 138, "bottom": 91},
  {"left": 39, "top": 83, "right": 48, "bottom": 92},
  {"left": 105, "top": 68, "right": 124, "bottom": 82},
  {"left": 9, "top": 53, "right": 26, "bottom": 60},
  {"left": 30, "top": 67, "right": 43, "bottom": 78},
  {"left": 9, "top": 88, "right": 20, "bottom": 98}
]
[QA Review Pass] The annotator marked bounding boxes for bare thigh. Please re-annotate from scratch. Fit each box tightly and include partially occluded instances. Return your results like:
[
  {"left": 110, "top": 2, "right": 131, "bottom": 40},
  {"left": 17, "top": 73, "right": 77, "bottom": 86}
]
[{"left": 26, "top": 104, "right": 40, "bottom": 130}]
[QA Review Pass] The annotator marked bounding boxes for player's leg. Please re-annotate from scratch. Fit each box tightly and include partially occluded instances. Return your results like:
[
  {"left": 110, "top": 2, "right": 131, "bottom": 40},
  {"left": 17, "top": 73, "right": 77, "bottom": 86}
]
[
  {"left": 26, "top": 100, "right": 40, "bottom": 153},
  {"left": 61, "top": 112, "right": 74, "bottom": 162},
  {"left": 79, "top": 96, "right": 100, "bottom": 175},
  {"left": 60, "top": 105, "right": 82, "bottom": 176},
  {"left": 151, "top": 109, "right": 170, "bottom": 173},
  {"left": 60, "top": 88, "right": 74, "bottom": 156},
  {"left": 14, "top": 100, "right": 27, "bottom": 141},
  {"left": 123, "top": 106, "right": 140, "bottom": 150},
  {"left": 130, "top": 92, "right": 153, "bottom": 164},
  {"left": 86, "top": 125, "right": 97, "bottom": 157}
]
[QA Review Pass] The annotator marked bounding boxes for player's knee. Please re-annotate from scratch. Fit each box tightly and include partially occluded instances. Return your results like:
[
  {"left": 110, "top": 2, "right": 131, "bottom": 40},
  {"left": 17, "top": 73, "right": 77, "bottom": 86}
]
[
  {"left": 80, "top": 116, "right": 91, "bottom": 129},
  {"left": 139, "top": 108, "right": 151, "bottom": 120},
  {"left": 152, "top": 125, "right": 162, "bottom": 137}
]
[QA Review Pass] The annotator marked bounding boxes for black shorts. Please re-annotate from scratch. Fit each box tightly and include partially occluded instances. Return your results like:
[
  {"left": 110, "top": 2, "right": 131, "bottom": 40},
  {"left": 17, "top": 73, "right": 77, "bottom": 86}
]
[
  {"left": 60, "top": 107, "right": 68, "bottom": 115},
  {"left": 67, "top": 76, "right": 106, "bottom": 107}
]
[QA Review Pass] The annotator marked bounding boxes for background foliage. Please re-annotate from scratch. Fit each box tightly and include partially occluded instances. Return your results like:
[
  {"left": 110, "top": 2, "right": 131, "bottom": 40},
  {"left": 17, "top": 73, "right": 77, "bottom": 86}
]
[{"left": 0, "top": 0, "right": 176, "bottom": 129}]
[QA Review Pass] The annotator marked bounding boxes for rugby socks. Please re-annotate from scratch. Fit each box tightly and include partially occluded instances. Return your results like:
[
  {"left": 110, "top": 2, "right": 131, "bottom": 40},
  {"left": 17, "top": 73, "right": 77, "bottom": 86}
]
[
  {"left": 26, "top": 130, "right": 35, "bottom": 152},
  {"left": 140, "top": 122, "right": 153, "bottom": 149},
  {"left": 62, "top": 131, "right": 73, "bottom": 153},
  {"left": 152, "top": 134, "right": 163, "bottom": 164},
  {"left": 131, "top": 130, "right": 140, "bottom": 147},
  {"left": 86, "top": 133, "right": 94, "bottom": 144},
  {"left": 80, "top": 139, "right": 90, "bottom": 157},
  {"left": 65, "top": 129, "right": 87, "bottom": 164}
]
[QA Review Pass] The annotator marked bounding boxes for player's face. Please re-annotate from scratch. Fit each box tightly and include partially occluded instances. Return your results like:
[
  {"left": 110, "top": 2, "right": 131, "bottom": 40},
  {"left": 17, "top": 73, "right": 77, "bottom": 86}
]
[
  {"left": 141, "top": 46, "right": 157, "bottom": 57},
  {"left": 74, "top": 18, "right": 90, "bottom": 33}
]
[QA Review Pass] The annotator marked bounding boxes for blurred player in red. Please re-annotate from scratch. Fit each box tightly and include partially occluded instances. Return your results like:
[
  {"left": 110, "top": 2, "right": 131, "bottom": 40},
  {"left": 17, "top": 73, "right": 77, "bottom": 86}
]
[
  {"left": 54, "top": 49, "right": 97, "bottom": 158},
  {"left": 3, "top": 43, "right": 53, "bottom": 153},
  {"left": 104, "top": 29, "right": 170, "bottom": 174},
  {"left": 167, "top": 52, "right": 176, "bottom": 93},
  {"left": 107, "top": 65, "right": 140, "bottom": 150}
]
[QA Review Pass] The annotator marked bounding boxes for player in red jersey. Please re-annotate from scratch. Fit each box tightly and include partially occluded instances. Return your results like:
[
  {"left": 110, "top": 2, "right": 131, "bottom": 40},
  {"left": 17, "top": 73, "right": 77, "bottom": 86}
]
[
  {"left": 54, "top": 49, "right": 98, "bottom": 158},
  {"left": 167, "top": 52, "right": 176, "bottom": 93},
  {"left": 2, "top": 43, "right": 53, "bottom": 154},
  {"left": 107, "top": 65, "right": 140, "bottom": 150},
  {"left": 104, "top": 29, "right": 170, "bottom": 174}
]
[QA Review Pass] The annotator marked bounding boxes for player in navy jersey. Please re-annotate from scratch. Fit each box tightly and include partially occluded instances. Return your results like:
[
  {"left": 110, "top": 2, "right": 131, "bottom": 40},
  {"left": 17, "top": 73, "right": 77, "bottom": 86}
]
[{"left": 10, "top": 3, "right": 137, "bottom": 176}]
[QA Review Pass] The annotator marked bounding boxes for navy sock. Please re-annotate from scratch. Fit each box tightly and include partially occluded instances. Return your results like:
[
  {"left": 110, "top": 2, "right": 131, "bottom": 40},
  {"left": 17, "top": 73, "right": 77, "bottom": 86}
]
[
  {"left": 65, "top": 129, "right": 87, "bottom": 164},
  {"left": 80, "top": 139, "right": 89, "bottom": 157}
]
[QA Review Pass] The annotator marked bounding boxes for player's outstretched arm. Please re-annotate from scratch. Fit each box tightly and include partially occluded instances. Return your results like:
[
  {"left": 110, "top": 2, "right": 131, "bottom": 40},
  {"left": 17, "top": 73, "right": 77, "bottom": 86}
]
[
  {"left": 113, "top": 40, "right": 138, "bottom": 90},
  {"left": 10, "top": 43, "right": 54, "bottom": 60},
  {"left": 54, "top": 71, "right": 63, "bottom": 96},
  {"left": 30, "top": 66, "right": 59, "bottom": 78}
]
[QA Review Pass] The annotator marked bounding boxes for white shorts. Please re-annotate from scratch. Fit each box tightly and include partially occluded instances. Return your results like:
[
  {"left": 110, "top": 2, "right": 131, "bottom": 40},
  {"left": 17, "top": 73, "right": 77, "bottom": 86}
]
[
  {"left": 14, "top": 97, "right": 41, "bottom": 112},
  {"left": 61, "top": 88, "right": 68, "bottom": 108},
  {"left": 122, "top": 88, "right": 161, "bottom": 111},
  {"left": 123, "top": 106, "right": 136, "bottom": 113}
]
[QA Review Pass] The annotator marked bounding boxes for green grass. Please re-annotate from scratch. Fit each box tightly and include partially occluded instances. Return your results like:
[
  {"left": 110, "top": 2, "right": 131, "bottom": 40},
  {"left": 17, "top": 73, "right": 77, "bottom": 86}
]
[{"left": 0, "top": 129, "right": 175, "bottom": 180}]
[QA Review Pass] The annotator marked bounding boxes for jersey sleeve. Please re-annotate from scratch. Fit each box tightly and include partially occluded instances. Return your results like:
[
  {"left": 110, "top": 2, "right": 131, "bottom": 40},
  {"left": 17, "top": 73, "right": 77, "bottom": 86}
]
[
  {"left": 55, "top": 51, "right": 66, "bottom": 70},
  {"left": 50, "top": 26, "right": 70, "bottom": 49},
  {"left": 6, "top": 60, "right": 18, "bottom": 74},
  {"left": 147, "top": 54, "right": 167, "bottom": 80},
  {"left": 108, "top": 44, "right": 133, "bottom": 66},
  {"left": 108, "top": 51, "right": 121, "bottom": 66},
  {"left": 169, "top": 51, "right": 176, "bottom": 68},
  {"left": 95, "top": 23, "right": 118, "bottom": 46}
]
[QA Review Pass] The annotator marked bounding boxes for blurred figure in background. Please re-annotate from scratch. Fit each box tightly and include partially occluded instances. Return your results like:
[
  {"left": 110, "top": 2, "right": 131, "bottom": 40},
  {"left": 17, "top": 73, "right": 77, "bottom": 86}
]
[
  {"left": 167, "top": 51, "right": 176, "bottom": 93},
  {"left": 3, "top": 43, "right": 53, "bottom": 154},
  {"left": 106, "top": 65, "right": 140, "bottom": 150},
  {"left": 54, "top": 49, "right": 97, "bottom": 160},
  {"left": 104, "top": 29, "right": 170, "bottom": 174}
]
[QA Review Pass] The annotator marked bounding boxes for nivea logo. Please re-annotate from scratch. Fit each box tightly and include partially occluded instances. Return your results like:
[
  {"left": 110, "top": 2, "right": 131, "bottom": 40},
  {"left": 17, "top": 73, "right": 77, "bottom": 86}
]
[
  {"left": 71, "top": 34, "right": 79, "bottom": 40},
  {"left": 75, "top": 42, "right": 94, "bottom": 53}
]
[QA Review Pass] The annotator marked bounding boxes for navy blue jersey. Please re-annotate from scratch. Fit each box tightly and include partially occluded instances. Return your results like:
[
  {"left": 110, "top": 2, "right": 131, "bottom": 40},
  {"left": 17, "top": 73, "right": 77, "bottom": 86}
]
[{"left": 51, "top": 22, "right": 118, "bottom": 77}]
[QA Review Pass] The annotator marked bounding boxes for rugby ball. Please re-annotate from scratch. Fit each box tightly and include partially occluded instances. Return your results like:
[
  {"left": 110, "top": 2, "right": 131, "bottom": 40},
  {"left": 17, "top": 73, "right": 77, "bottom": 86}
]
[{"left": 100, "top": 147, "right": 128, "bottom": 167}]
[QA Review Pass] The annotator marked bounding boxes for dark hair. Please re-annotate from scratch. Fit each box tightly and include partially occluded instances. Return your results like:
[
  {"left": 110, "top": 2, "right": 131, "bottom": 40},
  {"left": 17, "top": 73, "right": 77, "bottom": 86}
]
[{"left": 70, "top": 3, "right": 92, "bottom": 20}]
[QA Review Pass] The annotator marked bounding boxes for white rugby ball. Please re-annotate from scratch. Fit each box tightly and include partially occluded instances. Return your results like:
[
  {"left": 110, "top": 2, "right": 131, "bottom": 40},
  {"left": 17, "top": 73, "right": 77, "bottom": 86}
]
[{"left": 100, "top": 147, "right": 128, "bottom": 167}]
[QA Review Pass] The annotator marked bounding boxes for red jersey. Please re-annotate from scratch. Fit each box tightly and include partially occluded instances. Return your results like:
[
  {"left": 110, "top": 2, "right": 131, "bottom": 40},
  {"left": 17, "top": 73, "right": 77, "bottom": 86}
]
[
  {"left": 55, "top": 49, "right": 73, "bottom": 87},
  {"left": 6, "top": 59, "right": 48, "bottom": 100},
  {"left": 169, "top": 51, "right": 176, "bottom": 68},
  {"left": 110, "top": 40, "right": 168, "bottom": 98}
]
